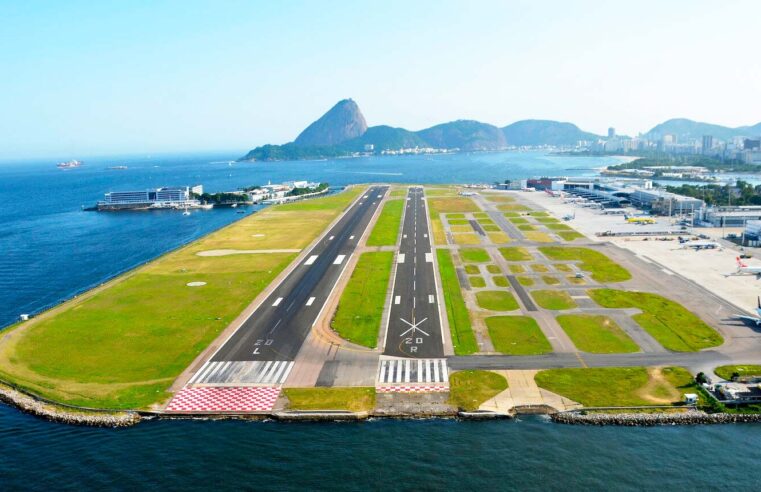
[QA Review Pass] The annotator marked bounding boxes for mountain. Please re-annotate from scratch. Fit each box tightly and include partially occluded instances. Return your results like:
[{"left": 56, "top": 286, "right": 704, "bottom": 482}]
[
  {"left": 342, "top": 125, "right": 428, "bottom": 151},
  {"left": 502, "top": 119, "right": 599, "bottom": 147},
  {"left": 293, "top": 99, "right": 368, "bottom": 146},
  {"left": 645, "top": 118, "right": 761, "bottom": 141},
  {"left": 417, "top": 120, "right": 506, "bottom": 151}
]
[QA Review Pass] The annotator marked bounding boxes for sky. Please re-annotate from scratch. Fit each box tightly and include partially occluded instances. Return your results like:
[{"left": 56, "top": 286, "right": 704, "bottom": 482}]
[{"left": 2, "top": 0, "right": 761, "bottom": 159}]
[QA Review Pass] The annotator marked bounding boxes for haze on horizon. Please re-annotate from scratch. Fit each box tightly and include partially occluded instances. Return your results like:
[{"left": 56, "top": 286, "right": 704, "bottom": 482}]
[{"left": 2, "top": 0, "right": 760, "bottom": 159}]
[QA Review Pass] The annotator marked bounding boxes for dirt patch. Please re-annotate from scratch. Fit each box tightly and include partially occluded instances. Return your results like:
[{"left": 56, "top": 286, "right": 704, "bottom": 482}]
[{"left": 636, "top": 367, "right": 681, "bottom": 404}]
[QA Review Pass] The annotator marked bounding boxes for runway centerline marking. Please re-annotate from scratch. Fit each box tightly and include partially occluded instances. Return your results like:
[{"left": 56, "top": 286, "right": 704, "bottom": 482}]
[
  {"left": 333, "top": 255, "right": 346, "bottom": 265},
  {"left": 304, "top": 255, "right": 318, "bottom": 265},
  {"left": 272, "top": 297, "right": 283, "bottom": 307},
  {"left": 306, "top": 297, "right": 316, "bottom": 306}
]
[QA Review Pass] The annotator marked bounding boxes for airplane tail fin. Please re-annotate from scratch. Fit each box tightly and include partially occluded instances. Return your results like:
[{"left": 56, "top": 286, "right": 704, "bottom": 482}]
[{"left": 738, "top": 256, "right": 748, "bottom": 269}]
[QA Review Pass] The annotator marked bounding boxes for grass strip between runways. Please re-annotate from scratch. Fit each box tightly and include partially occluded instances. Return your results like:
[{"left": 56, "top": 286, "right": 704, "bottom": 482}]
[
  {"left": 283, "top": 387, "right": 376, "bottom": 412},
  {"left": 331, "top": 251, "right": 394, "bottom": 348},
  {"left": 437, "top": 249, "right": 478, "bottom": 354},
  {"left": 486, "top": 316, "right": 552, "bottom": 355},
  {"left": 366, "top": 199, "right": 404, "bottom": 246},
  {"left": 448, "top": 370, "right": 508, "bottom": 411}
]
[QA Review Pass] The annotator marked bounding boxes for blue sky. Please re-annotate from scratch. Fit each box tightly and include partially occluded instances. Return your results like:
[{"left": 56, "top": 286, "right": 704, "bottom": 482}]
[{"left": 2, "top": 0, "right": 761, "bottom": 158}]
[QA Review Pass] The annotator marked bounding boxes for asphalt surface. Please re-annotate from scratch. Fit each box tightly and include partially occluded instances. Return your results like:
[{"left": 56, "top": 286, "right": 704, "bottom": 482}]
[
  {"left": 211, "top": 186, "right": 388, "bottom": 362},
  {"left": 383, "top": 187, "right": 444, "bottom": 358}
]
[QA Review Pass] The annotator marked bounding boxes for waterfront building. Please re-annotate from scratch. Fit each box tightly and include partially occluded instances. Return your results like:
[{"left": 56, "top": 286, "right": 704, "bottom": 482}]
[{"left": 99, "top": 185, "right": 203, "bottom": 210}]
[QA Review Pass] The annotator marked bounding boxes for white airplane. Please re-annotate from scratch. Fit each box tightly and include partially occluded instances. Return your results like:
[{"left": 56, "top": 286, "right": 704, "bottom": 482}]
[
  {"left": 733, "top": 297, "right": 761, "bottom": 326},
  {"left": 680, "top": 240, "right": 720, "bottom": 250},
  {"left": 727, "top": 257, "right": 761, "bottom": 277}
]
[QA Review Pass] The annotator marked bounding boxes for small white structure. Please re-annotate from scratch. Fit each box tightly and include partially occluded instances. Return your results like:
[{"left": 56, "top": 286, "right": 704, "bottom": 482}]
[
  {"left": 19, "top": 314, "right": 30, "bottom": 321},
  {"left": 684, "top": 393, "right": 698, "bottom": 405}
]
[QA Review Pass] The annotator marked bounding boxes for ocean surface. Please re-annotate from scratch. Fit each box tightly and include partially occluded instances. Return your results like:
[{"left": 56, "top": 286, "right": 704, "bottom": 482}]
[{"left": 3, "top": 150, "right": 761, "bottom": 489}]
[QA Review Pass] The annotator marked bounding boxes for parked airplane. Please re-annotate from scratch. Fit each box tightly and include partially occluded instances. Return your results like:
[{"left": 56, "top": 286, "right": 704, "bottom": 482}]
[
  {"left": 727, "top": 257, "right": 761, "bottom": 277},
  {"left": 733, "top": 297, "right": 761, "bottom": 326},
  {"left": 680, "top": 240, "right": 720, "bottom": 250}
]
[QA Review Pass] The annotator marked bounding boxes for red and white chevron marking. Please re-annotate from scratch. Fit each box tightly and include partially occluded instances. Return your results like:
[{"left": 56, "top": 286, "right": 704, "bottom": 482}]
[
  {"left": 166, "top": 386, "right": 280, "bottom": 412},
  {"left": 376, "top": 385, "right": 449, "bottom": 393}
]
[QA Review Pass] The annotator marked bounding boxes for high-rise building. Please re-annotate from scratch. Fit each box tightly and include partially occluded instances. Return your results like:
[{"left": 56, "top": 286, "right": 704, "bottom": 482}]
[
  {"left": 608, "top": 127, "right": 616, "bottom": 138},
  {"left": 702, "top": 135, "right": 714, "bottom": 154}
]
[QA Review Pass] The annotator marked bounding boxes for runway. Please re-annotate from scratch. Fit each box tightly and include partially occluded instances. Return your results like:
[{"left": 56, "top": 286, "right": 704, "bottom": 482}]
[
  {"left": 193, "top": 186, "right": 388, "bottom": 383},
  {"left": 382, "top": 187, "right": 445, "bottom": 358}
]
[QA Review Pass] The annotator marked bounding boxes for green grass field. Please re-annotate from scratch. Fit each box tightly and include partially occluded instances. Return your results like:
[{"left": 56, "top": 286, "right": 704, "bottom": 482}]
[
  {"left": 508, "top": 264, "right": 525, "bottom": 274},
  {"left": 558, "top": 231, "right": 585, "bottom": 241},
  {"left": 517, "top": 276, "right": 534, "bottom": 286},
  {"left": 554, "top": 263, "right": 572, "bottom": 272},
  {"left": 535, "top": 367, "right": 694, "bottom": 407},
  {"left": 448, "top": 219, "right": 470, "bottom": 225},
  {"left": 556, "top": 314, "right": 639, "bottom": 353},
  {"left": 588, "top": 289, "right": 723, "bottom": 352},
  {"left": 539, "top": 247, "right": 631, "bottom": 283},
  {"left": 492, "top": 276, "right": 509, "bottom": 287},
  {"left": 475, "top": 291, "right": 519, "bottom": 311},
  {"left": 530, "top": 290, "right": 577, "bottom": 310},
  {"left": 448, "top": 370, "right": 508, "bottom": 411},
  {"left": 366, "top": 199, "right": 404, "bottom": 246},
  {"left": 283, "top": 387, "right": 376, "bottom": 412},
  {"left": 518, "top": 224, "right": 536, "bottom": 231},
  {"left": 498, "top": 204, "right": 531, "bottom": 212},
  {"left": 535, "top": 216, "right": 559, "bottom": 223},
  {"left": 510, "top": 217, "right": 529, "bottom": 224},
  {"left": 469, "top": 276, "right": 486, "bottom": 288},
  {"left": 389, "top": 189, "right": 408, "bottom": 198},
  {"left": 523, "top": 231, "right": 553, "bottom": 242},
  {"left": 545, "top": 223, "right": 573, "bottom": 231},
  {"left": 460, "top": 248, "right": 490, "bottom": 263},
  {"left": 447, "top": 213, "right": 466, "bottom": 219},
  {"left": 437, "top": 249, "right": 478, "bottom": 354},
  {"left": 0, "top": 187, "right": 365, "bottom": 409},
  {"left": 464, "top": 264, "right": 480, "bottom": 274},
  {"left": 486, "top": 316, "right": 552, "bottom": 355},
  {"left": 331, "top": 252, "right": 394, "bottom": 348},
  {"left": 531, "top": 263, "right": 549, "bottom": 273},
  {"left": 482, "top": 224, "right": 501, "bottom": 232},
  {"left": 499, "top": 247, "right": 532, "bottom": 262},
  {"left": 486, "top": 264, "right": 501, "bottom": 274},
  {"left": 714, "top": 365, "right": 761, "bottom": 380},
  {"left": 542, "top": 275, "right": 560, "bottom": 285}
]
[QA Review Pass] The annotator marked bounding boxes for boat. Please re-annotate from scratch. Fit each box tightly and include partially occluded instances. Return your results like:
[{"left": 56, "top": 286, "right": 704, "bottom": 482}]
[
  {"left": 108, "top": 165, "right": 128, "bottom": 170},
  {"left": 57, "top": 160, "right": 82, "bottom": 169},
  {"left": 231, "top": 203, "right": 238, "bottom": 208},
  {"left": 182, "top": 205, "right": 191, "bottom": 216}
]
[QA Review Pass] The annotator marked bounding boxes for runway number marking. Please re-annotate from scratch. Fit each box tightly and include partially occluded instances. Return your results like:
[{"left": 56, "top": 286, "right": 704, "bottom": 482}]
[
  {"left": 306, "top": 297, "right": 316, "bottom": 306},
  {"left": 252, "top": 338, "right": 274, "bottom": 354},
  {"left": 272, "top": 297, "right": 283, "bottom": 307},
  {"left": 305, "top": 255, "right": 318, "bottom": 265},
  {"left": 333, "top": 255, "right": 346, "bottom": 265}
]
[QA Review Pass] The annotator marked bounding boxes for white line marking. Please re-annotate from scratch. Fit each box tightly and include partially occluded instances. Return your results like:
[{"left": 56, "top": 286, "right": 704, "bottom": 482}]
[
  {"left": 433, "top": 359, "right": 440, "bottom": 382},
  {"left": 188, "top": 361, "right": 212, "bottom": 384},
  {"left": 396, "top": 359, "right": 403, "bottom": 382},
  {"left": 380, "top": 360, "right": 388, "bottom": 383},
  {"left": 570, "top": 295, "right": 589, "bottom": 299},
  {"left": 349, "top": 235, "right": 355, "bottom": 240},
  {"left": 395, "top": 296, "right": 401, "bottom": 305},
  {"left": 661, "top": 268, "right": 674, "bottom": 275},
  {"left": 417, "top": 359, "right": 423, "bottom": 383},
  {"left": 306, "top": 297, "right": 316, "bottom": 306},
  {"left": 272, "top": 297, "right": 283, "bottom": 306},
  {"left": 440, "top": 360, "right": 449, "bottom": 382},
  {"left": 405, "top": 359, "right": 411, "bottom": 383},
  {"left": 429, "top": 295, "right": 435, "bottom": 304},
  {"left": 333, "top": 255, "right": 346, "bottom": 265},
  {"left": 398, "top": 254, "right": 405, "bottom": 264},
  {"left": 424, "top": 233, "right": 428, "bottom": 238},
  {"left": 425, "top": 252, "right": 433, "bottom": 263},
  {"left": 278, "top": 361, "right": 295, "bottom": 384},
  {"left": 403, "top": 234, "right": 407, "bottom": 238},
  {"left": 305, "top": 255, "right": 318, "bottom": 265},
  {"left": 328, "top": 235, "right": 334, "bottom": 241}
]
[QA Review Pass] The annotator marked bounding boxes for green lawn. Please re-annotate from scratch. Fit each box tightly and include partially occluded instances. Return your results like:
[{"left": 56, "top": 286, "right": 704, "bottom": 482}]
[
  {"left": 545, "top": 223, "right": 573, "bottom": 231},
  {"left": 510, "top": 217, "right": 529, "bottom": 224},
  {"left": 509, "top": 264, "right": 525, "bottom": 274},
  {"left": 539, "top": 247, "right": 631, "bottom": 283},
  {"left": 0, "top": 187, "right": 365, "bottom": 409},
  {"left": 486, "top": 264, "right": 501, "bottom": 274},
  {"left": 517, "top": 276, "right": 534, "bottom": 286},
  {"left": 486, "top": 316, "right": 552, "bottom": 355},
  {"left": 531, "top": 263, "right": 549, "bottom": 273},
  {"left": 535, "top": 367, "right": 694, "bottom": 407},
  {"left": 469, "top": 276, "right": 486, "bottom": 288},
  {"left": 556, "top": 314, "right": 639, "bottom": 353},
  {"left": 492, "top": 276, "right": 509, "bottom": 287},
  {"left": 447, "top": 213, "right": 466, "bottom": 219},
  {"left": 588, "top": 289, "right": 723, "bottom": 352},
  {"left": 464, "top": 264, "right": 480, "bottom": 274},
  {"left": 499, "top": 247, "right": 532, "bottom": 262},
  {"left": 448, "top": 219, "right": 470, "bottom": 225},
  {"left": 518, "top": 224, "right": 536, "bottom": 231},
  {"left": 554, "top": 263, "right": 572, "bottom": 272},
  {"left": 529, "top": 211, "right": 549, "bottom": 217},
  {"left": 714, "top": 365, "right": 761, "bottom": 380},
  {"left": 531, "top": 290, "right": 577, "bottom": 310},
  {"left": 366, "top": 199, "right": 404, "bottom": 246},
  {"left": 558, "top": 231, "right": 585, "bottom": 241},
  {"left": 483, "top": 224, "right": 501, "bottom": 232},
  {"left": 283, "top": 387, "right": 376, "bottom": 412},
  {"left": 475, "top": 291, "right": 519, "bottom": 311},
  {"left": 542, "top": 275, "right": 560, "bottom": 285},
  {"left": 448, "top": 370, "right": 508, "bottom": 411},
  {"left": 460, "top": 248, "right": 490, "bottom": 263},
  {"left": 535, "top": 216, "right": 559, "bottom": 223},
  {"left": 389, "top": 189, "right": 408, "bottom": 198},
  {"left": 331, "top": 252, "right": 394, "bottom": 348},
  {"left": 437, "top": 249, "right": 478, "bottom": 354},
  {"left": 498, "top": 204, "right": 531, "bottom": 212}
]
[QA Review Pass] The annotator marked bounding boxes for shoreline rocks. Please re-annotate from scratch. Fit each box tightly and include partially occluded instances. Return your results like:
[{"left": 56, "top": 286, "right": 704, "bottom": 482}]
[
  {"left": 0, "top": 383, "right": 140, "bottom": 427},
  {"left": 552, "top": 410, "right": 761, "bottom": 426}
]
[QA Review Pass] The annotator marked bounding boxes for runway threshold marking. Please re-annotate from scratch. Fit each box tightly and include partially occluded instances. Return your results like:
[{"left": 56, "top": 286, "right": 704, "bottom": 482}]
[
  {"left": 333, "top": 255, "right": 346, "bottom": 265},
  {"left": 304, "top": 255, "right": 318, "bottom": 265},
  {"left": 272, "top": 297, "right": 283, "bottom": 307},
  {"left": 306, "top": 297, "right": 316, "bottom": 306}
]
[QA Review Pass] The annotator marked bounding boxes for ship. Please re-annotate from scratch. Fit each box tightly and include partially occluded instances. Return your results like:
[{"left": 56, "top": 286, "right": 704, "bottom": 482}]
[{"left": 57, "top": 160, "right": 82, "bottom": 169}]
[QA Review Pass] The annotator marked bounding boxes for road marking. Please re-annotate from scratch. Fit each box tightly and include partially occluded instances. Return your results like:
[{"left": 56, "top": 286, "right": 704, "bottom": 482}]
[
  {"left": 333, "top": 255, "right": 346, "bottom": 265},
  {"left": 661, "top": 268, "right": 674, "bottom": 275},
  {"left": 328, "top": 235, "right": 334, "bottom": 241},
  {"left": 424, "top": 233, "right": 428, "bottom": 238},
  {"left": 272, "top": 297, "right": 283, "bottom": 307},
  {"left": 306, "top": 297, "right": 315, "bottom": 306},
  {"left": 403, "top": 234, "right": 407, "bottom": 238},
  {"left": 398, "top": 254, "right": 405, "bottom": 264},
  {"left": 349, "top": 235, "right": 355, "bottom": 240},
  {"left": 425, "top": 252, "right": 433, "bottom": 263},
  {"left": 570, "top": 295, "right": 589, "bottom": 299},
  {"left": 377, "top": 195, "right": 383, "bottom": 198},
  {"left": 304, "top": 255, "right": 318, "bottom": 265},
  {"left": 395, "top": 296, "right": 401, "bottom": 305},
  {"left": 429, "top": 295, "right": 435, "bottom": 304}
]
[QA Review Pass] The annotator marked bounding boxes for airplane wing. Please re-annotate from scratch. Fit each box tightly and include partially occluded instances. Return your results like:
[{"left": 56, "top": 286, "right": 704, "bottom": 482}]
[{"left": 733, "top": 314, "right": 761, "bottom": 324}]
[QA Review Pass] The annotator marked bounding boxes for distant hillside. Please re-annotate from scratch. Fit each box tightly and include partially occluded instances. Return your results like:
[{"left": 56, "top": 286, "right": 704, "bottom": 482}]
[
  {"left": 416, "top": 120, "right": 506, "bottom": 151},
  {"left": 342, "top": 125, "right": 428, "bottom": 151},
  {"left": 645, "top": 118, "right": 761, "bottom": 141},
  {"left": 502, "top": 119, "right": 599, "bottom": 147},
  {"left": 293, "top": 99, "right": 368, "bottom": 146}
]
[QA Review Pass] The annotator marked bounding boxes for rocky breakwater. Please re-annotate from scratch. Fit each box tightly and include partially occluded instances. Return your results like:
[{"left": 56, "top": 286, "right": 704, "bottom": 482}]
[
  {"left": 553, "top": 410, "right": 761, "bottom": 426},
  {"left": 0, "top": 382, "right": 141, "bottom": 427}
]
